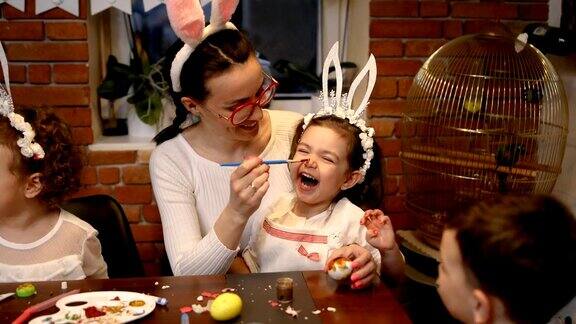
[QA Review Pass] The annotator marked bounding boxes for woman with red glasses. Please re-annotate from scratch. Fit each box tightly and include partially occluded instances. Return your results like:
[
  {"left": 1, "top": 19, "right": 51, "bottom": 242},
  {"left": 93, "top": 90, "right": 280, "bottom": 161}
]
[{"left": 149, "top": 0, "right": 381, "bottom": 284}]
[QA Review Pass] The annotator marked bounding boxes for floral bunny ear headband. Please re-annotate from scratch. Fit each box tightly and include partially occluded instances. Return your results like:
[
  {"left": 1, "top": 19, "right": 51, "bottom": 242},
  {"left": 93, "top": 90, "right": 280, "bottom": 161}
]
[
  {"left": 303, "top": 42, "right": 377, "bottom": 183},
  {"left": 166, "top": 0, "right": 239, "bottom": 93},
  {"left": 0, "top": 43, "right": 45, "bottom": 159}
]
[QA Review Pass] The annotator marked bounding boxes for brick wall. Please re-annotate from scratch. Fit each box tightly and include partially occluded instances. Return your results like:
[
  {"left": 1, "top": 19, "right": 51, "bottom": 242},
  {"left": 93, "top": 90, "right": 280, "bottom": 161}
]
[
  {"left": 1, "top": 0, "right": 550, "bottom": 276},
  {"left": 368, "top": 0, "right": 549, "bottom": 230}
]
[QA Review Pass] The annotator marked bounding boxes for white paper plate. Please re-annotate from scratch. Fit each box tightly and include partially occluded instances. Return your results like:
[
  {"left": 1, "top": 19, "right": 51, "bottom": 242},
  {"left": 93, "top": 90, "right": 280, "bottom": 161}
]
[{"left": 29, "top": 291, "right": 157, "bottom": 323}]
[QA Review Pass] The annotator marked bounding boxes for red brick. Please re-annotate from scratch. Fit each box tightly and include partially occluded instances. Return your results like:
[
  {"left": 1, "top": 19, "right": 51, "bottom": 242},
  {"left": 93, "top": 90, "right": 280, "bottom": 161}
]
[
  {"left": 405, "top": 40, "right": 446, "bottom": 57},
  {"left": 28, "top": 64, "right": 51, "bottom": 84},
  {"left": 371, "top": 1, "right": 418, "bottom": 17},
  {"left": 451, "top": 3, "right": 517, "bottom": 19},
  {"left": 386, "top": 157, "right": 404, "bottom": 175},
  {"left": 46, "top": 22, "right": 87, "bottom": 40},
  {"left": 71, "top": 186, "right": 114, "bottom": 199},
  {"left": 377, "top": 138, "right": 402, "bottom": 157},
  {"left": 115, "top": 185, "right": 153, "bottom": 204},
  {"left": 370, "top": 20, "right": 442, "bottom": 38},
  {"left": 373, "top": 78, "right": 397, "bottom": 98},
  {"left": 370, "top": 40, "right": 403, "bottom": 57},
  {"left": 368, "top": 99, "right": 405, "bottom": 117},
  {"left": 2, "top": 0, "right": 88, "bottom": 19},
  {"left": 6, "top": 43, "right": 88, "bottom": 62},
  {"left": 11, "top": 86, "right": 90, "bottom": 107},
  {"left": 0, "top": 21, "right": 43, "bottom": 40},
  {"left": 54, "top": 64, "right": 89, "bottom": 84},
  {"left": 443, "top": 20, "right": 463, "bottom": 39},
  {"left": 463, "top": 20, "right": 512, "bottom": 35},
  {"left": 80, "top": 167, "right": 97, "bottom": 185},
  {"left": 130, "top": 224, "right": 164, "bottom": 242},
  {"left": 136, "top": 150, "right": 153, "bottom": 164},
  {"left": 71, "top": 127, "right": 93, "bottom": 145},
  {"left": 137, "top": 243, "right": 160, "bottom": 262},
  {"left": 384, "top": 195, "right": 406, "bottom": 213},
  {"left": 143, "top": 205, "right": 161, "bottom": 223},
  {"left": 517, "top": 4, "right": 548, "bottom": 21},
  {"left": 122, "top": 165, "right": 151, "bottom": 184},
  {"left": 53, "top": 107, "right": 92, "bottom": 127},
  {"left": 420, "top": 2, "right": 448, "bottom": 17},
  {"left": 385, "top": 176, "right": 399, "bottom": 195},
  {"left": 369, "top": 118, "right": 396, "bottom": 137},
  {"left": 123, "top": 205, "right": 142, "bottom": 223},
  {"left": 88, "top": 151, "right": 136, "bottom": 165},
  {"left": 99, "top": 167, "right": 120, "bottom": 185},
  {"left": 377, "top": 59, "right": 422, "bottom": 77},
  {"left": 398, "top": 78, "right": 414, "bottom": 98},
  {"left": 0, "top": 64, "right": 27, "bottom": 83}
]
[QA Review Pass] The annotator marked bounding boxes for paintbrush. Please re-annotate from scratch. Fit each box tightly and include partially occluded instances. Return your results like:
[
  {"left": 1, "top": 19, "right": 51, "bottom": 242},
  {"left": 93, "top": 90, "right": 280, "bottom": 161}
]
[{"left": 220, "top": 159, "right": 308, "bottom": 167}]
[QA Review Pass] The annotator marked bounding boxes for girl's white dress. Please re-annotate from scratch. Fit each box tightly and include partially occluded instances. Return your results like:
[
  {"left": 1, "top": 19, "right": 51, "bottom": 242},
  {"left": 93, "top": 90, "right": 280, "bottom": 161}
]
[
  {"left": 244, "top": 192, "right": 381, "bottom": 273},
  {"left": 0, "top": 209, "right": 108, "bottom": 282}
]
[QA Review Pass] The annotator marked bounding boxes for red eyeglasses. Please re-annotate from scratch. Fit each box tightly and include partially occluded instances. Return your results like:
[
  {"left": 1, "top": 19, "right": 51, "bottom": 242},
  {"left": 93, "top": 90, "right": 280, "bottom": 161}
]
[{"left": 204, "top": 72, "right": 278, "bottom": 126}]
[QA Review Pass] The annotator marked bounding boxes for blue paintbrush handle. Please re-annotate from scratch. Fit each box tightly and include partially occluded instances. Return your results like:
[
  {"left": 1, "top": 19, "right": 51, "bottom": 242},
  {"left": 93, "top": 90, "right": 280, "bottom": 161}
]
[{"left": 220, "top": 159, "right": 293, "bottom": 167}]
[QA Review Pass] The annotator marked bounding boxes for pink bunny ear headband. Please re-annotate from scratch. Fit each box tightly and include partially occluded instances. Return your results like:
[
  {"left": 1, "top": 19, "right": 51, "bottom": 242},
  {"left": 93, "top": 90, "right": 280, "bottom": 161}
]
[
  {"left": 0, "top": 43, "right": 45, "bottom": 160},
  {"left": 166, "top": 0, "right": 240, "bottom": 93}
]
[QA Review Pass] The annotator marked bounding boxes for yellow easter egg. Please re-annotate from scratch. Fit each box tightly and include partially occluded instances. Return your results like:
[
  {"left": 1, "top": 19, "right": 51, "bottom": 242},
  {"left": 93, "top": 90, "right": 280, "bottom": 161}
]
[{"left": 210, "top": 293, "right": 242, "bottom": 321}]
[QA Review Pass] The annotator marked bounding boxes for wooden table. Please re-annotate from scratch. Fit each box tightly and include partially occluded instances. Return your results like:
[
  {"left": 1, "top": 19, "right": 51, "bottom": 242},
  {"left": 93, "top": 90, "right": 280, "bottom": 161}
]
[{"left": 0, "top": 271, "right": 411, "bottom": 323}]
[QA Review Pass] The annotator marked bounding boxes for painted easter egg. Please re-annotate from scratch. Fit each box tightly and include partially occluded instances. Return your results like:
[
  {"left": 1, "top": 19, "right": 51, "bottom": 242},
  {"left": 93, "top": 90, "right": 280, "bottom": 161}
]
[{"left": 327, "top": 257, "right": 353, "bottom": 281}]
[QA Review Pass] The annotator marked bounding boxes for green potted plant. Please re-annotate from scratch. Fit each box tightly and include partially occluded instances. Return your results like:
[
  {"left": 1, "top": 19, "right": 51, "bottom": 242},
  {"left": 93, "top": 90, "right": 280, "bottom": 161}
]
[{"left": 97, "top": 34, "right": 170, "bottom": 136}]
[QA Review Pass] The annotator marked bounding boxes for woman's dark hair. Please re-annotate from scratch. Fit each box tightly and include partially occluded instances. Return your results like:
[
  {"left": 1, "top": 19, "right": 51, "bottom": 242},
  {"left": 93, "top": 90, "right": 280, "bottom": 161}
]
[
  {"left": 0, "top": 108, "right": 82, "bottom": 208},
  {"left": 445, "top": 195, "right": 576, "bottom": 324},
  {"left": 290, "top": 115, "right": 383, "bottom": 209},
  {"left": 154, "top": 29, "right": 255, "bottom": 144}
]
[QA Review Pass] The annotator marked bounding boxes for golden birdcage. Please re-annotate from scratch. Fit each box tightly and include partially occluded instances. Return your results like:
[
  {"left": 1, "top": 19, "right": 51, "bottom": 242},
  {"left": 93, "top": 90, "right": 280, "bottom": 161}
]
[{"left": 401, "top": 33, "right": 569, "bottom": 247}]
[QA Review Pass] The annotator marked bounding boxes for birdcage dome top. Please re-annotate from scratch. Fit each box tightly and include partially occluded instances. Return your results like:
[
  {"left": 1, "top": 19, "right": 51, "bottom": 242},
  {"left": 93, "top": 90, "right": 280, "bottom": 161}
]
[{"left": 421, "top": 33, "right": 560, "bottom": 82}]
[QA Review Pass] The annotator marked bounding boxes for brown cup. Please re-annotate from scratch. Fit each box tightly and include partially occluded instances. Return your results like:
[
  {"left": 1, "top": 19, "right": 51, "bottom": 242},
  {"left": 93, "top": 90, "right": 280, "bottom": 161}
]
[{"left": 276, "top": 277, "right": 293, "bottom": 303}]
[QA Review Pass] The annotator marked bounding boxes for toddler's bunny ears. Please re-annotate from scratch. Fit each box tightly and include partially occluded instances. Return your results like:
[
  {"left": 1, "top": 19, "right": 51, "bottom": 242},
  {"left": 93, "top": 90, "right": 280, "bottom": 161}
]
[
  {"left": 303, "top": 42, "right": 378, "bottom": 182},
  {"left": 166, "top": 0, "right": 239, "bottom": 92},
  {"left": 0, "top": 42, "right": 45, "bottom": 159}
]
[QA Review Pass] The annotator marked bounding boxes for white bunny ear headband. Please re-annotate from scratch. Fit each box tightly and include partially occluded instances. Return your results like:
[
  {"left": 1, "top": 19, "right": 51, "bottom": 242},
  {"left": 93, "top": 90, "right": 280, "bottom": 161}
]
[
  {"left": 303, "top": 42, "right": 377, "bottom": 183},
  {"left": 0, "top": 43, "right": 45, "bottom": 160},
  {"left": 166, "top": 0, "right": 239, "bottom": 93}
]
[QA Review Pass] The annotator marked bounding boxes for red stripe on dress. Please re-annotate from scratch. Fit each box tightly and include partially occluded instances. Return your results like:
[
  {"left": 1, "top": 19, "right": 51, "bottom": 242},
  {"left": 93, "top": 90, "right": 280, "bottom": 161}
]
[{"left": 263, "top": 219, "right": 327, "bottom": 244}]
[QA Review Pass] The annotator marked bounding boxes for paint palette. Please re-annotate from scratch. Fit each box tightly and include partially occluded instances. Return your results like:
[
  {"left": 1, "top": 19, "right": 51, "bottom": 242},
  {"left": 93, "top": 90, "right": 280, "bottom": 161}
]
[{"left": 29, "top": 291, "right": 157, "bottom": 323}]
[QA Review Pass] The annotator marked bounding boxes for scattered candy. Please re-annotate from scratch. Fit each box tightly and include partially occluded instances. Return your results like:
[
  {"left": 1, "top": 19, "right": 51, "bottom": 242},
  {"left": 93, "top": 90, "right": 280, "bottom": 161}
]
[
  {"left": 15, "top": 283, "right": 37, "bottom": 298},
  {"left": 60, "top": 281, "right": 67, "bottom": 290},
  {"left": 191, "top": 304, "right": 209, "bottom": 314},
  {"left": 161, "top": 285, "right": 170, "bottom": 289},
  {"left": 312, "top": 310, "right": 322, "bottom": 315},
  {"left": 201, "top": 291, "right": 220, "bottom": 299},
  {"left": 196, "top": 295, "right": 204, "bottom": 302},
  {"left": 327, "top": 307, "right": 337, "bottom": 312},
  {"left": 268, "top": 300, "right": 280, "bottom": 307},
  {"left": 156, "top": 297, "right": 168, "bottom": 306},
  {"left": 180, "top": 306, "right": 193, "bottom": 314},
  {"left": 285, "top": 305, "right": 300, "bottom": 318},
  {"left": 154, "top": 281, "right": 159, "bottom": 286}
]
